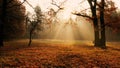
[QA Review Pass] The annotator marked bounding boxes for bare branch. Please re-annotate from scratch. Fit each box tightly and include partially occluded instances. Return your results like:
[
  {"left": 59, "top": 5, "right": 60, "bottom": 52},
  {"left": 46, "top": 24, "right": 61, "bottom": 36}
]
[
  {"left": 72, "top": 12, "right": 93, "bottom": 20},
  {"left": 50, "top": 0, "right": 67, "bottom": 16},
  {"left": 51, "top": 0, "right": 61, "bottom": 9},
  {"left": 25, "top": 0, "right": 34, "bottom": 9},
  {"left": 51, "top": 0, "right": 67, "bottom": 9}
]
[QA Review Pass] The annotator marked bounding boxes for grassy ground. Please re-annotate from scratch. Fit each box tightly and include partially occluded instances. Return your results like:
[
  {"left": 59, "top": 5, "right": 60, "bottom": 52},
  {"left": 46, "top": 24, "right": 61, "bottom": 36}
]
[{"left": 0, "top": 39, "right": 120, "bottom": 68}]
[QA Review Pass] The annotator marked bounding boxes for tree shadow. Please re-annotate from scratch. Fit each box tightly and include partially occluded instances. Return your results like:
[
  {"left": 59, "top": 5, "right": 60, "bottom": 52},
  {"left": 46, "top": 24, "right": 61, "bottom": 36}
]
[{"left": 107, "top": 46, "right": 120, "bottom": 51}]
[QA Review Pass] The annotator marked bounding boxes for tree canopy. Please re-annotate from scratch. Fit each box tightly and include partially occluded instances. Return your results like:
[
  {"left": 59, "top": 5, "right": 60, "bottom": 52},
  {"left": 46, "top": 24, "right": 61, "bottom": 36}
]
[{"left": 0, "top": 0, "right": 26, "bottom": 39}]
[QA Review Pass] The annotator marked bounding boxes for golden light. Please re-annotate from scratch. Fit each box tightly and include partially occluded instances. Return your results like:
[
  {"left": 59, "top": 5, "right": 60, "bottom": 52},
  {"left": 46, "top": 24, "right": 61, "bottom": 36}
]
[{"left": 22, "top": 0, "right": 120, "bottom": 42}]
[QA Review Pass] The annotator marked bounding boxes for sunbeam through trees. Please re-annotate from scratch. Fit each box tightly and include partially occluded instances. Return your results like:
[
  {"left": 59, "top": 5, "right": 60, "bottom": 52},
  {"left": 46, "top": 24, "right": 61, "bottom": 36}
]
[{"left": 0, "top": 0, "right": 120, "bottom": 67}]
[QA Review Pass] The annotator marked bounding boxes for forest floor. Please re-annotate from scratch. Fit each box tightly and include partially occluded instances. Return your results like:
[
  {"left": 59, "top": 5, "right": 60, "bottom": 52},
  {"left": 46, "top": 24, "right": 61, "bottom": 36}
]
[{"left": 0, "top": 39, "right": 120, "bottom": 68}]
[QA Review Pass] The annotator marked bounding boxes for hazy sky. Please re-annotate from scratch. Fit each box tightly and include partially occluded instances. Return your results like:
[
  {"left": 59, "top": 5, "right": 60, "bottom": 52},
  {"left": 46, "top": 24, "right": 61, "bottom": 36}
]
[
  {"left": 23, "top": 0, "right": 83, "bottom": 12},
  {"left": 23, "top": 0, "right": 89, "bottom": 20},
  {"left": 22, "top": 0, "right": 120, "bottom": 20},
  {"left": 23, "top": 0, "right": 120, "bottom": 12}
]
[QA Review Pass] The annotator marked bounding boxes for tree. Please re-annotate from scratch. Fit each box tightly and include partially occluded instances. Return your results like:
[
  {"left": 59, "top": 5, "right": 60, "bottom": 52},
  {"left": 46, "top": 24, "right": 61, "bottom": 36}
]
[
  {"left": 73, "top": 0, "right": 119, "bottom": 48},
  {"left": 26, "top": 6, "right": 43, "bottom": 46},
  {"left": 0, "top": 0, "right": 26, "bottom": 47},
  {"left": 0, "top": 0, "right": 7, "bottom": 47},
  {"left": 104, "top": 1, "right": 120, "bottom": 31},
  {"left": 45, "top": 0, "right": 66, "bottom": 30},
  {"left": 106, "top": 12, "right": 120, "bottom": 32},
  {"left": 99, "top": 0, "right": 106, "bottom": 48},
  {"left": 73, "top": 0, "right": 101, "bottom": 47},
  {"left": 98, "top": 0, "right": 120, "bottom": 47},
  {"left": 87, "top": 0, "right": 102, "bottom": 47}
]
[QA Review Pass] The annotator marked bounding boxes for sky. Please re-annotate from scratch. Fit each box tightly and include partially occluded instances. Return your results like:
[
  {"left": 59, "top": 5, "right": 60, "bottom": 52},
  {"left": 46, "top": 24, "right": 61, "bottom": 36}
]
[
  {"left": 22, "top": 0, "right": 120, "bottom": 11},
  {"left": 22, "top": 0, "right": 89, "bottom": 20},
  {"left": 23, "top": 0, "right": 82, "bottom": 12},
  {"left": 21, "top": 0, "right": 120, "bottom": 20}
]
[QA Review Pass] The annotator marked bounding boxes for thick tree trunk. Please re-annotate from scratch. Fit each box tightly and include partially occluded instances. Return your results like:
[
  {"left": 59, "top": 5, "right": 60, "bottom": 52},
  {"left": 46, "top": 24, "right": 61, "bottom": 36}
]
[
  {"left": 91, "top": 0, "right": 101, "bottom": 47},
  {"left": 0, "top": 0, "right": 7, "bottom": 47},
  {"left": 100, "top": 0, "right": 106, "bottom": 48},
  {"left": 93, "top": 17, "right": 101, "bottom": 47},
  {"left": 86, "top": 0, "right": 106, "bottom": 48},
  {"left": 100, "top": 27, "right": 106, "bottom": 48},
  {"left": 94, "top": 30, "right": 100, "bottom": 46},
  {"left": 0, "top": 23, "right": 4, "bottom": 47}
]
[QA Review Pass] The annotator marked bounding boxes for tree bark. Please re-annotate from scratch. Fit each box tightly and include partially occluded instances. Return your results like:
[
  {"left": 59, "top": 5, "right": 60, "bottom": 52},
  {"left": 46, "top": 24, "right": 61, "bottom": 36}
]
[
  {"left": 90, "top": 0, "right": 101, "bottom": 47},
  {"left": 0, "top": 0, "right": 7, "bottom": 47},
  {"left": 0, "top": 23, "right": 4, "bottom": 47},
  {"left": 28, "top": 21, "right": 39, "bottom": 46},
  {"left": 28, "top": 31, "right": 32, "bottom": 46},
  {"left": 93, "top": 18, "right": 101, "bottom": 47},
  {"left": 100, "top": 0, "right": 106, "bottom": 48}
]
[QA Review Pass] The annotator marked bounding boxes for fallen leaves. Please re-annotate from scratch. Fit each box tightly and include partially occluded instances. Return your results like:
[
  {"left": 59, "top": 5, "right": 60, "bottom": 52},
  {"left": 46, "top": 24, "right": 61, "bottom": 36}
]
[{"left": 0, "top": 40, "right": 120, "bottom": 68}]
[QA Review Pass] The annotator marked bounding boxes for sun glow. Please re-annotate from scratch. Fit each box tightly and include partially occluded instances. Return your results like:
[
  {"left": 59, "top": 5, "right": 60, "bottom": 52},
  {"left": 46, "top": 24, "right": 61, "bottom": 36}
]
[
  {"left": 23, "top": 0, "right": 120, "bottom": 20},
  {"left": 22, "top": 0, "right": 120, "bottom": 41},
  {"left": 23, "top": 0, "right": 84, "bottom": 19}
]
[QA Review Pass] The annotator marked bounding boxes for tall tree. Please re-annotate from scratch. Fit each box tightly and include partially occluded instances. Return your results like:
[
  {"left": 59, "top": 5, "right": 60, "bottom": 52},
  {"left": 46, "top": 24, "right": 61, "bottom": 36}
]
[
  {"left": 104, "top": 1, "right": 120, "bottom": 31},
  {"left": 27, "top": 6, "right": 43, "bottom": 46},
  {"left": 87, "top": 0, "right": 101, "bottom": 47},
  {"left": 0, "top": 0, "right": 26, "bottom": 47},
  {"left": 0, "top": 0, "right": 7, "bottom": 47},
  {"left": 73, "top": 0, "right": 119, "bottom": 48},
  {"left": 99, "top": 0, "right": 106, "bottom": 48},
  {"left": 73, "top": 0, "right": 101, "bottom": 47},
  {"left": 98, "top": 0, "right": 119, "bottom": 47}
]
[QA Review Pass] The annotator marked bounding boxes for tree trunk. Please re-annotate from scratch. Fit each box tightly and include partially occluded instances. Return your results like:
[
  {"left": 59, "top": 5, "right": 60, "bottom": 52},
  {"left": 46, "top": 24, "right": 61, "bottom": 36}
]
[
  {"left": 91, "top": 0, "right": 101, "bottom": 47},
  {"left": 0, "top": 24, "right": 4, "bottom": 47},
  {"left": 93, "top": 17, "right": 101, "bottom": 47},
  {"left": 100, "top": 26, "right": 106, "bottom": 48},
  {"left": 0, "top": 0, "right": 7, "bottom": 47},
  {"left": 100, "top": 0, "right": 106, "bottom": 48},
  {"left": 28, "top": 31, "right": 32, "bottom": 46}
]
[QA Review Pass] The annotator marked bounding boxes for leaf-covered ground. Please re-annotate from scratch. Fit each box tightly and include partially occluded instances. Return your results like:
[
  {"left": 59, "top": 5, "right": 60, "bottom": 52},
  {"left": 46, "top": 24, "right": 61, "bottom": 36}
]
[{"left": 0, "top": 39, "right": 120, "bottom": 68}]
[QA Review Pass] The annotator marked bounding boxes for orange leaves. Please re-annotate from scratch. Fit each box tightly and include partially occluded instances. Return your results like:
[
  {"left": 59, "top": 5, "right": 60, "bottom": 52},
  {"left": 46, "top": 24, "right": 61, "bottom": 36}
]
[{"left": 0, "top": 40, "right": 120, "bottom": 67}]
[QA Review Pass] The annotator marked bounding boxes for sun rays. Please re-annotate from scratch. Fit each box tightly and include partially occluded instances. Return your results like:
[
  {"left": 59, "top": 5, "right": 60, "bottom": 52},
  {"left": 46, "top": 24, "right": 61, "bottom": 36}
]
[
  {"left": 37, "top": 17, "right": 94, "bottom": 42},
  {"left": 23, "top": 0, "right": 120, "bottom": 41},
  {"left": 53, "top": 23, "right": 75, "bottom": 40}
]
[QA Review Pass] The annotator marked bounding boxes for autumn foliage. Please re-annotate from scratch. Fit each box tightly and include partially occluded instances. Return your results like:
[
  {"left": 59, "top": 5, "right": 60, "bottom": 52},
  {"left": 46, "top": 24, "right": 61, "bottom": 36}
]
[
  {"left": 102, "top": 1, "right": 120, "bottom": 32},
  {"left": 0, "top": 0, "right": 26, "bottom": 39},
  {"left": 0, "top": 40, "right": 120, "bottom": 67}
]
